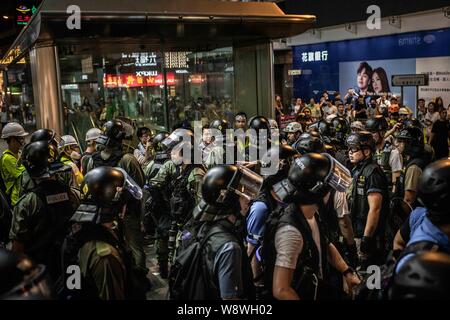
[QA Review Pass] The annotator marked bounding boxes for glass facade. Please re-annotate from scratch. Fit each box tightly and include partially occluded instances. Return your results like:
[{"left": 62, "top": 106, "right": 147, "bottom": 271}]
[{"left": 58, "top": 47, "right": 235, "bottom": 148}]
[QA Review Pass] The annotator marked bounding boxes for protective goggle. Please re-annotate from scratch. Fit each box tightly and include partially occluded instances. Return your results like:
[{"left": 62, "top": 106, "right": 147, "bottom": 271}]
[{"left": 216, "top": 165, "right": 263, "bottom": 204}]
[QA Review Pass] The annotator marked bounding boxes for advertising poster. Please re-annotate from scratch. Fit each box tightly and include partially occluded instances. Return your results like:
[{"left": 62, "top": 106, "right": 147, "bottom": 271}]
[{"left": 416, "top": 56, "right": 450, "bottom": 106}]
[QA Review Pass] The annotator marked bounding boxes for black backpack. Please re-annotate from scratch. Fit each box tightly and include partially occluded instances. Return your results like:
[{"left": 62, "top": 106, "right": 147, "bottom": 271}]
[
  {"left": 169, "top": 222, "right": 232, "bottom": 300},
  {"left": 354, "top": 240, "right": 445, "bottom": 300}
]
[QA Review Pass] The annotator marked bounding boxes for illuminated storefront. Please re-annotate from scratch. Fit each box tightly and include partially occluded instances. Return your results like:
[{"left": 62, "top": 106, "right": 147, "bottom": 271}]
[{"left": 2, "top": 0, "right": 315, "bottom": 143}]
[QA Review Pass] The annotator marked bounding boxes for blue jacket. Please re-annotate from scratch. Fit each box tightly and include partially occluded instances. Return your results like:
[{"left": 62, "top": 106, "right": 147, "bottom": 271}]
[{"left": 396, "top": 207, "right": 450, "bottom": 272}]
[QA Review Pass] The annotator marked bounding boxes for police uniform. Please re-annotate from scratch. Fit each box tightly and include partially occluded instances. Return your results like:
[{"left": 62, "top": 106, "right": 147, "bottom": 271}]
[
  {"left": 349, "top": 158, "right": 389, "bottom": 265},
  {"left": 86, "top": 151, "right": 147, "bottom": 274},
  {"left": 9, "top": 178, "right": 80, "bottom": 279},
  {"left": 0, "top": 149, "right": 26, "bottom": 206}
]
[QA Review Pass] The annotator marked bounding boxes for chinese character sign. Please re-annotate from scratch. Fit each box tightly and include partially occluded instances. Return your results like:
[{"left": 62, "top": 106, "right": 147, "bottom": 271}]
[
  {"left": 300, "top": 50, "right": 328, "bottom": 63},
  {"left": 103, "top": 73, "right": 175, "bottom": 88}
]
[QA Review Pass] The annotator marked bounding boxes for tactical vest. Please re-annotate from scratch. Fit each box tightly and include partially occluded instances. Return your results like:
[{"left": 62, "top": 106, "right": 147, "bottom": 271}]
[
  {"left": 90, "top": 149, "right": 124, "bottom": 168},
  {"left": 202, "top": 219, "right": 255, "bottom": 300},
  {"left": 374, "top": 143, "right": 392, "bottom": 187},
  {"left": 169, "top": 164, "right": 201, "bottom": 224},
  {"left": 59, "top": 223, "right": 148, "bottom": 300},
  {"left": 320, "top": 189, "right": 340, "bottom": 244},
  {"left": 25, "top": 179, "right": 74, "bottom": 280},
  {"left": 146, "top": 154, "right": 169, "bottom": 183},
  {"left": 277, "top": 204, "right": 330, "bottom": 299},
  {"left": 350, "top": 159, "right": 388, "bottom": 238},
  {"left": 396, "top": 155, "right": 430, "bottom": 203}
]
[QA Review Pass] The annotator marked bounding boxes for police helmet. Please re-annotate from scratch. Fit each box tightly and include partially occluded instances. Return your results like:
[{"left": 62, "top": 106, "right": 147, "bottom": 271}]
[
  {"left": 30, "top": 129, "right": 57, "bottom": 147},
  {"left": 418, "top": 158, "right": 450, "bottom": 223},
  {"left": 295, "top": 134, "right": 325, "bottom": 155},
  {"left": 346, "top": 131, "right": 375, "bottom": 152},
  {"left": 210, "top": 119, "right": 229, "bottom": 136},
  {"left": 21, "top": 141, "right": 51, "bottom": 178},
  {"left": 151, "top": 131, "right": 170, "bottom": 152},
  {"left": 390, "top": 252, "right": 450, "bottom": 300},
  {"left": 396, "top": 126, "right": 424, "bottom": 156},
  {"left": 365, "top": 115, "right": 389, "bottom": 133},
  {"left": 248, "top": 116, "right": 270, "bottom": 132}
]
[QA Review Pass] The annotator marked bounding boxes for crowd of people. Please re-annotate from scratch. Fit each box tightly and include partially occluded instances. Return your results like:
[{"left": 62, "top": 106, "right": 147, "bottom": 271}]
[{"left": 0, "top": 88, "right": 449, "bottom": 300}]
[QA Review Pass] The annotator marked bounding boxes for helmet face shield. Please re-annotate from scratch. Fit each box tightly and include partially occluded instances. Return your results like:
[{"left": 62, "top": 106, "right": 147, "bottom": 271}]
[
  {"left": 162, "top": 129, "right": 191, "bottom": 150},
  {"left": 216, "top": 165, "right": 263, "bottom": 203},
  {"left": 116, "top": 168, "right": 143, "bottom": 200},
  {"left": 323, "top": 153, "right": 352, "bottom": 193},
  {"left": 271, "top": 178, "right": 296, "bottom": 202}
]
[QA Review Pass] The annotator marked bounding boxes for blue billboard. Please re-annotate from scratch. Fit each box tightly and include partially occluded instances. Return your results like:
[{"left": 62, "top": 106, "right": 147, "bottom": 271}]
[{"left": 292, "top": 28, "right": 450, "bottom": 109}]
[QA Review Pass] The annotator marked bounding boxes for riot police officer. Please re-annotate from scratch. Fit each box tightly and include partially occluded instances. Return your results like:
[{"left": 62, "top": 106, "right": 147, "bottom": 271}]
[
  {"left": 283, "top": 122, "right": 303, "bottom": 146},
  {"left": 86, "top": 120, "right": 147, "bottom": 276},
  {"left": 365, "top": 115, "right": 400, "bottom": 190},
  {"left": 267, "top": 153, "right": 360, "bottom": 300},
  {"left": 347, "top": 131, "right": 389, "bottom": 269},
  {"left": 9, "top": 141, "right": 79, "bottom": 281},
  {"left": 62, "top": 166, "right": 149, "bottom": 300},
  {"left": 395, "top": 126, "right": 432, "bottom": 208}
]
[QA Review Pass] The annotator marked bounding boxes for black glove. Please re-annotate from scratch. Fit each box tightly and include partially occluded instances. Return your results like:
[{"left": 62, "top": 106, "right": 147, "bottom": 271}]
[
  {"left": 344, "top": 242, "right": 358, "bottom": 269},
  {"left": 360, "top": 236, "right": 376, "bottom": 255}
]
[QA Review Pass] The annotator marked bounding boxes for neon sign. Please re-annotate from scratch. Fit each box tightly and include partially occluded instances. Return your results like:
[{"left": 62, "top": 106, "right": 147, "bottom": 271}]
[{"left": 103, "top": 73, "right": 175, "bottom": 88}]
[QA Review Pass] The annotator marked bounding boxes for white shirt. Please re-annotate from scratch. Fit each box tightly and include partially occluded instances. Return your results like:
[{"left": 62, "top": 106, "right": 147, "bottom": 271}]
[
  {"left": 275, "top": 215, "right": 323, "bottom": 278},
  {"left": 389, "top": 148, "right": 403, "bottom": 173}
]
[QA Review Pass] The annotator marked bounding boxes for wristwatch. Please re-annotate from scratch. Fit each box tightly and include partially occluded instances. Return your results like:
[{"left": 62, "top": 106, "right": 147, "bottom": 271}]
[{"left": 342, "top": 267, "right": 356, "bottom": 277}]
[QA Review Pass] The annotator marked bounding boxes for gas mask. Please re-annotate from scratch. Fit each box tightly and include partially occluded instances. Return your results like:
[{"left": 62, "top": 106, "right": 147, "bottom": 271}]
[{"left": 70, "top": 150, "right": 82, "bottom": 161}]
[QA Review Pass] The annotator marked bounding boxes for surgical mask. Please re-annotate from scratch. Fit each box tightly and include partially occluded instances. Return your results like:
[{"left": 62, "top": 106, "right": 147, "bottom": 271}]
[{"left": 70, "top": 151, "right": 82, "bottom": 160}]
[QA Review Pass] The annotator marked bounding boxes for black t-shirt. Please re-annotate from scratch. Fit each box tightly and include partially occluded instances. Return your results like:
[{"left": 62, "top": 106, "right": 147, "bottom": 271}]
[
  {"left": 431, "top": 120, "right": 450, "bottom": 159},
  {"left": 354, "top": 103, "right": 367, "bottom": 119}
]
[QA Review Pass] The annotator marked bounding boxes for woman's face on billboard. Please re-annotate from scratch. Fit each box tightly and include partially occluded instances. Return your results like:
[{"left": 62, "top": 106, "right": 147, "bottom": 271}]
[{"left": 372, "top": 72, "right": 382, "bottom": 93}]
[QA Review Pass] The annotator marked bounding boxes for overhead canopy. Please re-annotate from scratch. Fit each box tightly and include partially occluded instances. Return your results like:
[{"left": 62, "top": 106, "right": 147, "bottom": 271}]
[{"left": 2, "top": 0, "right": 315, "bottom": 64}]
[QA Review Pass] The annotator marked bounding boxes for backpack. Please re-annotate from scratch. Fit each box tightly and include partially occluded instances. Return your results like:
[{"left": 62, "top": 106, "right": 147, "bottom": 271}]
[
  {"left": 169, "top": 222, "right": 231, "bottom": 300},
  {"left": 354, "top": 240, "right": 445, "bottom": 300}
]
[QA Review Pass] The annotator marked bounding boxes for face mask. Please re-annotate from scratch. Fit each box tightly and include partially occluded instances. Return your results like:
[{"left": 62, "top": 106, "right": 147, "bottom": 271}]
[{"left": 70, "top": 151, "right": 82, "bottom": 160}]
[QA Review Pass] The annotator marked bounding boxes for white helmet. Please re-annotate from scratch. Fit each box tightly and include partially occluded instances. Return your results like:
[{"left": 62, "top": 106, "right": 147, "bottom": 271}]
[
  {"left": 351, "top": 121, "right": 364, "bottom": 131},
  {"left": 284, "top": 122, "right": 303, "bottom": 133},
  {"left": 268, "top": 119, "right": 278, "bottom": 130},
  {"left": 1, "top": 122, "right": 29, "bottom": 139},
  {"left": 58, "top": 135, "right": 78, "bottom": 150},
  {"left": 85, "top": 128, "right": 102, "bottom": 142},
  {"left": 399, "top": 107, "right": 413, "bottom": 116}
]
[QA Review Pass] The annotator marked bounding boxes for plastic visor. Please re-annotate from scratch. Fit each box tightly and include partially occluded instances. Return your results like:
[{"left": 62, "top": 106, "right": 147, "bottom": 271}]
[
  {"left": 271, "top": 178, "right": 296, "bottom": 202},
  {"left": 217, "top": 166, "right": 263, "bottom": 203},
  {"left": 116, "top": 168, "right": 143, "bottom": 200},
  {"left": 322, "top": 153, "right": 352, "bottom": 193},
  {"left": 161, "top": 130, "right": 186, "bottom": 150}
]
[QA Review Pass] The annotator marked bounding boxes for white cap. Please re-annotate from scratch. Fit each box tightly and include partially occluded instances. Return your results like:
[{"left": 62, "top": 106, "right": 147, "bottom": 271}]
[
  {"left": 85, "top": 128, "right": 102, "bottom": 142},
  {"left": 1, "top": 122, "right": 29, "bottom": 139},
  {"left": 58, "top": 135, "right": 78, "bottom": 149}
]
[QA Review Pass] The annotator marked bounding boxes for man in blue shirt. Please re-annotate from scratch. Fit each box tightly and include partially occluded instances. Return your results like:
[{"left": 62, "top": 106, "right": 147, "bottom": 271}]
[{"left": 394, "top": 158, "right": 450, "bottom": 272}]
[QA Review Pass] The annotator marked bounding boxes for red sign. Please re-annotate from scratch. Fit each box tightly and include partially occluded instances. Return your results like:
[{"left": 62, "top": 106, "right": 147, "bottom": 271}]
[
  {"left": 103, "top": 73, "right": 175, "bottom": 88},
  {"left": 279, "top": 115, "right": 297, "bottom": 130}
]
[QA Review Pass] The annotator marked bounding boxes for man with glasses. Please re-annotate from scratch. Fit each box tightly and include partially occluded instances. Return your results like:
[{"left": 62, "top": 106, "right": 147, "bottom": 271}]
[{"left": 347, "top": 131, "right": 389, "bottom": 270}]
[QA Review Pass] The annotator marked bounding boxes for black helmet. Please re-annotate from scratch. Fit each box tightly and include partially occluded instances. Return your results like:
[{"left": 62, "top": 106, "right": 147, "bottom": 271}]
[
  {"left": 317, "top": 120, "right": 331, "bottom": 137},
  {"left": 330, "top": 117, "right": 349, "bottom": 136},
  {"left": 161, "top": 128, "right": 194, "bottom": 151},
  {"left": 210, "top": 119, "right": 229, "bottom": 136},
  {"left": 288, "top": 153, "right": 333, "bottom": 203},
  {"left": 97, "top": 120, "right": 127, "bottom": 147},
  {"left": 248, "top": 116, "right": 270, "bottom": 132},
  {"left": 295, "top": 134, "right": 325, "bottom": 155},
  {"left": 390, "top": 252, "right": 450, "bottom": 300},
  {"left": 260, "top": 144, "right": 298, "bottom": 177},
  {"left": 80, "top": 166, "right": 142, "bottom": 208},
  {"left": 151, "top": 131, "right": 170, "bottom": 152},
  {"left": 365, "top": 115, "right": 389, "bottom": 133},
  {"left": 202, "top": 165, "right": 263, "bottom": 210},
  {"left": 402, "top": 118, "right": 421, "bottom": 129},
  {"left": 397, "top": 126, "right": 424, "bottom": 156},
  {"left": 21, "top": 141, "right": 51, "bottom": 178},
  {"left": 30, "top": 129, "right": 57, "bottom": 146},
  {"left": 346, "top": 131, "right": 375, "bottom": 152},
  {"left": 418, "top": 158, "right": 450, "bottom": 223},
  {"left": 0, "top": 249, "right": 52, "bottom": 300}
]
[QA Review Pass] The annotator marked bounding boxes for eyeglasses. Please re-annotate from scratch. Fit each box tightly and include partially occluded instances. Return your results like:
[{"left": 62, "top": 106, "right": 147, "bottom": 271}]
[{"left": 348, "top": 147, "right": 361, "bottom": 154}]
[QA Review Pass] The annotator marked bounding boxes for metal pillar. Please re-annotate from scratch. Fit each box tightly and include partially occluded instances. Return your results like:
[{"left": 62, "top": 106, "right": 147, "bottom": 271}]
[{"left": 29, "top": 45, "right": 64, "bottom": 134}]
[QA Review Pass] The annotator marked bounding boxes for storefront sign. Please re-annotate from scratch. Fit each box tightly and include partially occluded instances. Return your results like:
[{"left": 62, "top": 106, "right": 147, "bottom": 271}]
[
  {"left": 16, "top": 4, "right": 38, "bottom": 26},
  {"left": 121, "top": 52, "right": 158, "bottom": 67},
  {"left": 189, "top": 74, "right": 204, "bottom": 84},
  {"left": 288, "top": 69, "right": 302, "bottom": 76},
  {"left": 0, "top": 48, "right": 26, "bottom": 66},
  {"left": 103, "top": 73, "right": 175, "bottom": 88},
  {"left": 136, "top": 70, "right": 158, "bottom": 77},
  {"left": 300, "top": 50, "right": 328, "bottom": 62},
  {"left": 165, "top": 52, "right": 190, "bottom": 69},
  {"left": 391, "top": 74, "right": 429, "bottom": 86}
]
